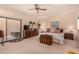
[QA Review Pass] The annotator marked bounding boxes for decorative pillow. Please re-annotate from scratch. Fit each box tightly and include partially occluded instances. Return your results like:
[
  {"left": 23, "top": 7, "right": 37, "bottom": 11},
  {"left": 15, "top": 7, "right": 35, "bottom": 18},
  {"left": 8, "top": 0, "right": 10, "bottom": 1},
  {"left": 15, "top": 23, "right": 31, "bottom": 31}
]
[
  {"left": 55, "top": 29, "right": 61, "bottom": 33},
  {"left": 54, "top": 28, "right": 63, "bottom": 33},
  {"left": 46, "top": 28, "right": 50, "bottom": 32}
]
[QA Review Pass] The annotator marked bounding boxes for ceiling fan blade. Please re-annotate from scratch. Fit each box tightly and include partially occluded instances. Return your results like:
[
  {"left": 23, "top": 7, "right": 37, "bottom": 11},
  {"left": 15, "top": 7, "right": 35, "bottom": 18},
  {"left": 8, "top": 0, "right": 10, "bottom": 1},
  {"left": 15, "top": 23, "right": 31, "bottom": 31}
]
[
  {"left": 28, "top": 9, "right": 35, "bottom": 10},
  {"left": 40, "top": 9, "right": 47, "bottom": 10}
]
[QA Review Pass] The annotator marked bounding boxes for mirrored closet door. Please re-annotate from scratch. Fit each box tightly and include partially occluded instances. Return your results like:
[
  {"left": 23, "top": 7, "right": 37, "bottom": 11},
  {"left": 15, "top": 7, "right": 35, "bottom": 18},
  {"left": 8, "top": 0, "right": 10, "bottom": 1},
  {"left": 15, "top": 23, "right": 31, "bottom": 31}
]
[
  {"left": 7, "top": 19, "right": 21, "bottom": 41},
  {"left": 0, "top": 18, "right": 6, "bottom": 42},
  {"left": 0, "top": 17, "right": 22, "bottom": 43}
]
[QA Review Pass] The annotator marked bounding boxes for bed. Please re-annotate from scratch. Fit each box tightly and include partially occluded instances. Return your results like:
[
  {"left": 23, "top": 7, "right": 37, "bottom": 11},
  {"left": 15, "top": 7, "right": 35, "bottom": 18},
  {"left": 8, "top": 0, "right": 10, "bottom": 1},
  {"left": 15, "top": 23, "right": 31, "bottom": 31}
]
[{"left": 39, "top": 32, "right": 64, "bottom": 44}]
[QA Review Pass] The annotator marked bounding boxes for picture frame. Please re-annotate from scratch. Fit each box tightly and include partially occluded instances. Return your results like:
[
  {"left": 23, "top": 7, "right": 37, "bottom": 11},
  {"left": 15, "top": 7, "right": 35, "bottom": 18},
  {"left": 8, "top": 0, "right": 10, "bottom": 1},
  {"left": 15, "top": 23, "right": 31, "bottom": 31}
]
[{"left": 51, "top": 21, "right": 59, "bottom": 28}]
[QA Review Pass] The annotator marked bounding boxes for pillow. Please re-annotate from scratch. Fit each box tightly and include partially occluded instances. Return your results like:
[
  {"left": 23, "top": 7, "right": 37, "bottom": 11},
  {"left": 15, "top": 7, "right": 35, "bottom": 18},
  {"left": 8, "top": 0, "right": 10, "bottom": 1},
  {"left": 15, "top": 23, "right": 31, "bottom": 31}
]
[
  {"left": 46, "top": 28, "right": 50, "bottom": 32},
  {"left": 55, "top": 29, "right": 60, "bottom": 33},
  {"left": 54, "top": 28, "right": 63, "bottom": 33}
]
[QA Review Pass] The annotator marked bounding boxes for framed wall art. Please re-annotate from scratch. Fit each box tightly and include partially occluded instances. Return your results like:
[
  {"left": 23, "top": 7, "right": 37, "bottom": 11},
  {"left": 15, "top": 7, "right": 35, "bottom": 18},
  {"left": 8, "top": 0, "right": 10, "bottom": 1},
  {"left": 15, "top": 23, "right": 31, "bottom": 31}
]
[{"left": 51, "top": 21, "right": 59, "bottom": 28}]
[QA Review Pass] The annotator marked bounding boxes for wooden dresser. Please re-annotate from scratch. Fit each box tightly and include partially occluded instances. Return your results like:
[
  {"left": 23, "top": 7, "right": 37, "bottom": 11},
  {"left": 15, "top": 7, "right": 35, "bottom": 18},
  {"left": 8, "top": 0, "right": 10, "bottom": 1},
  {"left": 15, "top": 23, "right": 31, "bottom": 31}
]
[
  {"left": 23, "top": 29, "right": 39, "bottom": 39},
  {"left": 64, "top": 33, "right": 73, "bottom": 40}
]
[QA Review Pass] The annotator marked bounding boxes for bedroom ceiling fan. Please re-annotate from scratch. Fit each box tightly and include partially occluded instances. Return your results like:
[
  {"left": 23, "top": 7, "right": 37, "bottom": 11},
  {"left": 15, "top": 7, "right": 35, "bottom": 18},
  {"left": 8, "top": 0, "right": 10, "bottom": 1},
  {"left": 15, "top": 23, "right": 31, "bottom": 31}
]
[{"left": 28, "top": 4, "right": 47, "bottom": 13}]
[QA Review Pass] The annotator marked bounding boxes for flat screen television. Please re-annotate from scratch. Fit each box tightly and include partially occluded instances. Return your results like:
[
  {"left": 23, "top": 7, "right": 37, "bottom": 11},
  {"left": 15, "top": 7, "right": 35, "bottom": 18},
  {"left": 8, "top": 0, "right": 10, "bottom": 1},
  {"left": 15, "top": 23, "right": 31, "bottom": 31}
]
[{"left": 24, "top": 25, "right": 29, "bottom": 30}]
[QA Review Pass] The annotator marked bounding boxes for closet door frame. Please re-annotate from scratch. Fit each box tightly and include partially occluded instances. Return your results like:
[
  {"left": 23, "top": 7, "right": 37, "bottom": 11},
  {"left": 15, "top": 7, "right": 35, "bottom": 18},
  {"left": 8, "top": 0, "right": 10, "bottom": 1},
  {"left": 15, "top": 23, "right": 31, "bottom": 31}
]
[{"left": 0, "top": 16, "right": 22, "bottom": 42}]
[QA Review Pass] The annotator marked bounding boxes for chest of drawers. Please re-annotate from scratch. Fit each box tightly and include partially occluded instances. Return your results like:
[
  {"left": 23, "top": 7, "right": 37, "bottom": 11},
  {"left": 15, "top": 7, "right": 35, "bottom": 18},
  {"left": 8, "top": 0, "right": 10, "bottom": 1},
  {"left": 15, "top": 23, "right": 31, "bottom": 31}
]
[{"left": 64, "top": 33, "right": 73, "bottom": 40}]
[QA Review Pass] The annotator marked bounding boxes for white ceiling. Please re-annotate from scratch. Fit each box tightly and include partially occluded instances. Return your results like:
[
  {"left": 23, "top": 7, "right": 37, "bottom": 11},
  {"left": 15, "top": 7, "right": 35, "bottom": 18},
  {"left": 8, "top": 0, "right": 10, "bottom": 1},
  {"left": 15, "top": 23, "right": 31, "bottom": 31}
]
[{"left": 0, "top": 4, "right": 79, "bottom": 17}]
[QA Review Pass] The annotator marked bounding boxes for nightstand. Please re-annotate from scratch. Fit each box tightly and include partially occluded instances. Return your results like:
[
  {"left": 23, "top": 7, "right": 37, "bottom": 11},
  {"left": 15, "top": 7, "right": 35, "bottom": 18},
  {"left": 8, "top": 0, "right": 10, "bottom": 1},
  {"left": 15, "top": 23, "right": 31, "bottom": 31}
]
[{"left": 64, "top": 33, "right": 73, "bottom": 40}]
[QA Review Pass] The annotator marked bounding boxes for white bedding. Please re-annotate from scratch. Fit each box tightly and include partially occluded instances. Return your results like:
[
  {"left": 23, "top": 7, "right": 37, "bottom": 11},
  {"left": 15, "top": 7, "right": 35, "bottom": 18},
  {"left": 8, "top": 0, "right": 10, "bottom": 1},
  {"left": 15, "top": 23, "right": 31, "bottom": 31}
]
[{"left": 39, "top": 32, "right": 64, "bottom": 44}]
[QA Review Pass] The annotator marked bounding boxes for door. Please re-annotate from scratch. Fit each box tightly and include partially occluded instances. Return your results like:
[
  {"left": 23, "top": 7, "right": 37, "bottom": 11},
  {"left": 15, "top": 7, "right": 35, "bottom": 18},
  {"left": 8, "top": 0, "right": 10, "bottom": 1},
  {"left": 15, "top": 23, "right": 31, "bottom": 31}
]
[
  {"left": 7, "top": 19, "right": 21, "bottom": 41},
  {"left": 0, "top": 18, "right": 6, "bottom": 42}
]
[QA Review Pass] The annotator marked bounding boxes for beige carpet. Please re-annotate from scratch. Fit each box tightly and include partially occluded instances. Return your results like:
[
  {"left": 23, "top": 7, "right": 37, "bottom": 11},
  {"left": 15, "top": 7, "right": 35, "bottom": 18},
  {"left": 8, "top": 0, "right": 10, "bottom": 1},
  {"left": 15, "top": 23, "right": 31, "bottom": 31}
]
[{"left": 0, "top": 36, "right": 78, "bottom": 54}]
